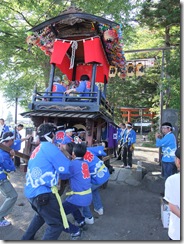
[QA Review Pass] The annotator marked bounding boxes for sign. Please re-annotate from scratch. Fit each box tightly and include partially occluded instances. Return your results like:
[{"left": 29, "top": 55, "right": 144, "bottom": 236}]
[{"left": 139, "top": 109, "right": 142, "bottom": 116}]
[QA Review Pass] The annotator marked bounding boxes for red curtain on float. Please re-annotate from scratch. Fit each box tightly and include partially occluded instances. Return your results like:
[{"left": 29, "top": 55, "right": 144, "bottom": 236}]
[
  {"left": 50, "top": 38, "right": 109, "bottom": 83},
  {"left": 83, "top": 38, "right": 109, "bottom": 79},
  {"left": 50, "top": 40, "right": 71, "bottom": 64},
  {"left": 56, "top": 55, "right": 73, "bottom": 81},
  {"left": 50, "top": 40, "right": 73, "bottom": 80}
]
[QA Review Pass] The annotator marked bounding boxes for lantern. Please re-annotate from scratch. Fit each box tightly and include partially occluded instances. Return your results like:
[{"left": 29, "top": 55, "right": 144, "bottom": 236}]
[
  {"left": 109, "top": 66, "right": 117, "bottom": 77},
  {"left": 127, "top": 63, "right": 134, "bottom": 77},
  {"left": 136, "top": 63, "right": 144, "bottom": 77}
]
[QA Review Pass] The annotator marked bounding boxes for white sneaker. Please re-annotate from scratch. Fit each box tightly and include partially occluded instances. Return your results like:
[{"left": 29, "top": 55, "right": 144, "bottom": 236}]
[
  {"left": 70, "top": 230, "right": 81, "bottom": 240},
  {"left": 94, "top": 208, "right": 103, "bottom": 215},
  {"left": 125, "top": 165, "right": 131, "bottom": 169},
  {"left": 85, "top": 217, "right": 94, "bottom": 224},
  {"left": 0, "top": 219, "right": 11, "bottom": 227}
]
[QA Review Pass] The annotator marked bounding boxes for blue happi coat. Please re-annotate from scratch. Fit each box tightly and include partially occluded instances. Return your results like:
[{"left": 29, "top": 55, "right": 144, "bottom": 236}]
[
  {"left": 24, "top": 141, "right": 70, "bottom": 198},
  {"left": 156, "top": 132, "right": 176, "bottom": 163},
  {"left": 11, "top": 139, "right": 22, "bottom": 151},
  {"left": 64, "top": 157, "right": 92, "bottom": 207},
  {"left": 84, "top": 146, "right": 110, "bottom": 185},
  {"left": 76, "top": 80, "right": 98, "bottom": 97},
  {"left": 122, "top": 129, "right": 136, "bottom": 146},
  {"left": 0, "top": 150, "right": 16, "bottom": 181},
  {"left": 44, "top": 82, "right": 66, "bottom": 101}
]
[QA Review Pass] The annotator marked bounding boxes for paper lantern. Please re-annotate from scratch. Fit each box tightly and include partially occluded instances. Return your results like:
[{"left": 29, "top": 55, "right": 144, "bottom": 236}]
[
  {"left": 136, "top": 63, "right": 144, "bottom": 77},
  {"left": 109, "top": 66, "right": 117, "bottom": 77},
  {"left": 127, "top": 63, "right": 134, "bottom": 77}
]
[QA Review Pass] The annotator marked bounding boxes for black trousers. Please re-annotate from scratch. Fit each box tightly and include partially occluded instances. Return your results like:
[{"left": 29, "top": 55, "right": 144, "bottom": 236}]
[
  {"left": 14, "top": 156, "right": 20, "bottom": 167},
  {"left": 122, "top": 145, "right": 133, "bottom": 167},
  {"left": 117, "top": 146, "right": 122, "bottom": 159}
]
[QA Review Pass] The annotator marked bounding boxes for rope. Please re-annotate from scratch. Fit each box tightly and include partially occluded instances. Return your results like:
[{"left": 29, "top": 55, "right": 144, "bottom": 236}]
[
  {"left": 51, "top": 186, "right": 69, "bottom": 229},
  {"left": 97, "top": 164, "right": 106, "bottom": 173},
  {"left": 56, "top": 35, "right": 100, "bottom": 43},
  {"left": 66, "top": 188, "right": 91, "bottom": 196},
  {"left": 3, "top": 171, "right": 10, "bottom": 180},
  {"left": 69, "top": 41, "right": 78, "bottom": 69}
]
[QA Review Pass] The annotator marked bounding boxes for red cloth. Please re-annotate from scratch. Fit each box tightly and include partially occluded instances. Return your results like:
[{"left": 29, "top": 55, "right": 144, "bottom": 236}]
[
  {"left": 56, "top": 54, "right": 73, "bottom": 81},
  {"left": 83, "top": 38, "right": 109, "bottom": 79},
  {"left": 50, "top": 38, "right": 109, "bottom": 83},
  {"left": 50, "top": 40, "right": 71, "bottom": 64}
]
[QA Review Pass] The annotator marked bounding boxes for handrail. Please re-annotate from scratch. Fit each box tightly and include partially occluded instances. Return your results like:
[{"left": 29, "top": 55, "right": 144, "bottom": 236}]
[{"left": 31, "top": 89, "right": 114, "bottom": 115}]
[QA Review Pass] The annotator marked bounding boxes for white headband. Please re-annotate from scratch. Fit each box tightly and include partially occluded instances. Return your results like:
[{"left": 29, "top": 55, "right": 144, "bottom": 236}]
[
  {"left": 162, "top": 126, "right": 172, "bottom": 129},
  {"left": 40, "top": 132, "right": 53, "bottom": 142},
  {"left": 0, "top": 135, "right": 14, "bottom": 143}
]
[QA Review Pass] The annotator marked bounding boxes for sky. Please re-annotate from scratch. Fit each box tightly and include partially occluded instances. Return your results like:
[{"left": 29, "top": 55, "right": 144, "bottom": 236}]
[{"left": 0, "top": 92, "right": 29, "bottom": 124}]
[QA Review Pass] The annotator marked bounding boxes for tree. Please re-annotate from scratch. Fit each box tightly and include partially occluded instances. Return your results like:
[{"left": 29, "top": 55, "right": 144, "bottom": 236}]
[
  {"left": 137, "top": 0, "right": 180, "bottom": 110},
  {"left": 0, "top": 0, "right": 134, "bottom": 111},
  {"left": 0, "top": 0, "right": 180, "bottom": 124}
]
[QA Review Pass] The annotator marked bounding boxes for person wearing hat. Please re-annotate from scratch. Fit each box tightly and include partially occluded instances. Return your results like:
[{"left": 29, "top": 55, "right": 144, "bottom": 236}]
[
  {"left": 21, "top": 123, "right": 71, "bottom": 240},
  {"left": 0, "top": 132, "right": 18, "bottom": 227},
  {"left": 164, "top": 147, "right": 180, "bottom": 240},
  {"left": 61, "top": 128, "right": 75, "bottom": 145},
  {"left": 155, "top": 122, "right": 177, "bottom": 180},
  {"left": 120, "top": 122, "right": 136, "bottom": 168},
  {"left": 43, "top": 75, "right": 69, "bottom": 101}
]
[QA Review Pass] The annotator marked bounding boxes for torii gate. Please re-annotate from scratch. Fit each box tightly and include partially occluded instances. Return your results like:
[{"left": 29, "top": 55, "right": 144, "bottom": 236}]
[{"left": 120, "top": 107, "right": 156, "bottom": 122}]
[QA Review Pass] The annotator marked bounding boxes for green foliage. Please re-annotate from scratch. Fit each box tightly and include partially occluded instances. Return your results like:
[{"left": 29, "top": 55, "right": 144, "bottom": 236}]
[
  {"left": 147, "top": 131, "right": 156, "bottom": 143},
  {"left": 0, "top": 0, "right": 180, "bottom": 122},
  {"left": 138, "top": 0, "right": 180, "bottom": 29},
  {"left": 141, "top": 141, "right": 156, "bottom": 148}
]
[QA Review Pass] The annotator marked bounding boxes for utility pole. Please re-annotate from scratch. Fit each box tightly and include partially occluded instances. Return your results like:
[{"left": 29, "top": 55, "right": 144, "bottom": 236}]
[
  {"left": 159, "top": 50, "right": 165, "bottom": 164},
  {"left": 160, "top": 50, "right": 164, "bottom": 129},
  {"left": 14, "top": 97, "right": 18, "bottom": 139}
]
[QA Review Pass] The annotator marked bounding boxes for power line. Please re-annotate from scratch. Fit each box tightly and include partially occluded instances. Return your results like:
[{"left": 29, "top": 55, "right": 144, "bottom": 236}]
[{"left": 124, "top": 46, "right": 175, "bottom": 53}]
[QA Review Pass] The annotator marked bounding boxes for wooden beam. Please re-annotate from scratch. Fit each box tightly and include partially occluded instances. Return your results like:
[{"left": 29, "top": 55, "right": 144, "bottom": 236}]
[{"left": 0, "top": 143, "right": 30, "bottom": 161}]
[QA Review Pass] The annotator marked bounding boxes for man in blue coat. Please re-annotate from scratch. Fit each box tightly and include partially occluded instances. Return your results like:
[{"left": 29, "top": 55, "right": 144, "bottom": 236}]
[
  {"left": 0, "top": 132, "right": 18, "bottom": 227},
  {"left": 21, "top": 123, "right": 71, "bottom": 240},
  {"left": 121, "top": 122, "right": 136, "bottom": 168},
  {"left": 155, "top": 122, "right": 177, "bottom": 180},
  {"left": 65, "top": 74, "right": 99, "bottom": 98},
  {"left": 0, "top": 118, "right": 10, "bottom": 139},
  {"left": 82, "top": 145, "right": 110, "bottom": 224},
  {"left": 44, "top": 75, "right": 68, "bottom": 101}
]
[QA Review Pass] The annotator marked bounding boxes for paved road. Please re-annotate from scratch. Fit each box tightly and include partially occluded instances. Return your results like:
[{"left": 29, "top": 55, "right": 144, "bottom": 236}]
[{"left": 0, "top": 146, "right": 170, "bottom": 241}]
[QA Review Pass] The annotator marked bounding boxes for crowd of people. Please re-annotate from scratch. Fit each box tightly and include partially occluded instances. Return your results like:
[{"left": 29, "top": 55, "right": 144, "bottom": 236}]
[
  {"left": 0, "top": 122, "right": 110, "bottom": 240},
  {"left": 115, "top": 122, "right": 136, "bottom": 169},
  {"left": 43, "top": 74, "right": 105, "bottom": 102},
  {"left": 0, "top": 116, "right": 180, "bottom": 240}
]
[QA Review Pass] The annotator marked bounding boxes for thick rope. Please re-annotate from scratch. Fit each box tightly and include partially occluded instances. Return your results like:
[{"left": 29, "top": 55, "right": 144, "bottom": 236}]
[{"left": 69, "top": 41, "right": 78, "bottom": 69}]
